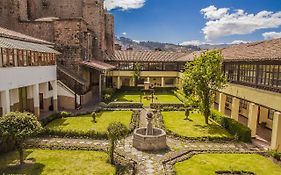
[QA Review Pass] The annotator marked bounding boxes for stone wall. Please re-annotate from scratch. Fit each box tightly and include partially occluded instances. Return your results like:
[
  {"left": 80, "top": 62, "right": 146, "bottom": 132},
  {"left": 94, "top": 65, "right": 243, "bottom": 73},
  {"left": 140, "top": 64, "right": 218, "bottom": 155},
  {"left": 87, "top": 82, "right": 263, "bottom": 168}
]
[
  {"left": 0, "top": 0, "right": 19, "bottom": 29},
  {"left": 26, "top": 0, "right": 83, "bottom": 20},
  {"left": 105, "top": 13, "right": 115, "bottom": 55},
  {"left": 82, "top": 0, "right": 106, "bottom": 60}
]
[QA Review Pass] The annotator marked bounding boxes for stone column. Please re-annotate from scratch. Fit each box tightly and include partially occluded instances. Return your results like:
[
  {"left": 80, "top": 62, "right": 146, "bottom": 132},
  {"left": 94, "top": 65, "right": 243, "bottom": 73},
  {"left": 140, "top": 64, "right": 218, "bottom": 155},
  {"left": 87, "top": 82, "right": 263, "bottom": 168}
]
[
  {"left": 271, "top": 112, "right": 281, "bottom": 151},
  {"left": 1, "top": 90, "right": 10, "bottom": 115},
  {"left": 33, "top": 84, "right": 40, "bottom": 117},
  {"left": 117, "top": 76, "right": 121, "bottom": 89},
  {"left": 147, "top": 77, "right": 150, "bottom": 83},
  {"left": 161, "top": 77, "right": 165, "bottom": 87},
  {"left": 218, "top": 93, "right": 226, "bottom": 114},
  {"left": 131, "top": 78, "right": 135, "bottom": 87},
  {"left": 52, "top": 80, "right": 58, "bottom": 112},
  {"left": 231, "top": 97, "right": 240, "bottom": 121},
  {"left": 247, "top": 103, "right": 259, "bottom": 137}
]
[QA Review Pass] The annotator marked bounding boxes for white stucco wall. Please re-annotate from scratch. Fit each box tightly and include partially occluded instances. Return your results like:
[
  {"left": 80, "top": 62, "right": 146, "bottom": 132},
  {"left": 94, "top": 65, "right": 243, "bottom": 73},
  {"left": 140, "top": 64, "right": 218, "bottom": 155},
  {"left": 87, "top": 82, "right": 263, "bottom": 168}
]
[{"left": 0, "top": 66, "right": 57, "bottom": 91}]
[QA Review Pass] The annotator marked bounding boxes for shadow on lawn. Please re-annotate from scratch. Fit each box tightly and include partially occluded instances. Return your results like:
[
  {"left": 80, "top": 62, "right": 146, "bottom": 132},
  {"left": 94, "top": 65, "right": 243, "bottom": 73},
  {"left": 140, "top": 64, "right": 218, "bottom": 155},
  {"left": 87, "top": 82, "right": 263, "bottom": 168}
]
[
  {"left": 194, "top": 124, "right": 227, "bottom": 135},
  {"left": 47, "top": 118, "right": 69, "bottom": 128},
  {"left": 0, "top": 150, "right": 45, "bottom": 175}
]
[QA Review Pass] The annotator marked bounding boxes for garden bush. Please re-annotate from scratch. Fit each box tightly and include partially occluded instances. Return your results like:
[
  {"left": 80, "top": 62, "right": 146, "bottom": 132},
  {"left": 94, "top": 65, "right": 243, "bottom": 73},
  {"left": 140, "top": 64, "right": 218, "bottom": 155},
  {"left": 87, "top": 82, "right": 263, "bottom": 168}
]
[
  {"left": 268, "top": 149, "right": 281, "bottom": 161},
  {"left": 210, "top": 109, "right": 251, "bottom": 142},
  {"left": 150, "top": 103, "right": 184, "bottom": 109},
  {"left": 107, "top": 102, "right": 143, "bottom": 108},
  {"left": 102, "top": 88, "right": 116, "bottom": 103}
]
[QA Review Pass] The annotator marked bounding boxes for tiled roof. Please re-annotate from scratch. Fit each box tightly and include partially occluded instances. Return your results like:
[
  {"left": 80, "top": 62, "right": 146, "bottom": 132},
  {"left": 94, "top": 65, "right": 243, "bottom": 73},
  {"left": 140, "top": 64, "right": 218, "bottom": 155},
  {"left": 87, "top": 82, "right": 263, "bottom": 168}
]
[
  {"left": 0, "top": 27, "right": 53, "bottom": 45},
  {"left": 221, "top": 38, "right": 281, "bottom": 61},
  {"left": 178, "top": 38, "right": 281, "bottom": 62},
  {"left": 108, "top": 50, "right": 190, "bottom": 62},
  {"left": 80, "top": 60, "right": 116, "bottom": 71},
  {"left": 0, "top": 37, "right": 59, "bottom": 54}
]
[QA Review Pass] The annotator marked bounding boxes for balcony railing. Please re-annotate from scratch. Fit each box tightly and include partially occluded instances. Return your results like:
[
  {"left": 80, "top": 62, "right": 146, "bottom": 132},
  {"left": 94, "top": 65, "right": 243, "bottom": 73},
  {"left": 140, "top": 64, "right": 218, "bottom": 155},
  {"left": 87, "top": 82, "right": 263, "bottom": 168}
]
[{"left": 0, "top": 48, "right": 56, "bottom": 68}]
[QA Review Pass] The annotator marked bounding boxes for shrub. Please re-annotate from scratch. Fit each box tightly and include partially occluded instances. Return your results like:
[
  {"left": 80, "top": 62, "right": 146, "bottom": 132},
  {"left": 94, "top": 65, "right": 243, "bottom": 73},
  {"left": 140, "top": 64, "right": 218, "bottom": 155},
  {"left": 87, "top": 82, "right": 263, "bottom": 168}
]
[
  {"left": 150, "top": 103, "right": 184, "bottom": 109},
  {"left": 92, "top": 112, "right": 97, "bottom": 123},
  {"left": 210, "top": 109, "right": 251, "bottom": 142},
  {"left": 268, "top": 149, "right": 281, "bottom": 161},
  {"left": 60, "top": 111, "right": 73, "bottom": 118},
  {"left": 107, "top": 102, "right": 143, "bottom": 108}
]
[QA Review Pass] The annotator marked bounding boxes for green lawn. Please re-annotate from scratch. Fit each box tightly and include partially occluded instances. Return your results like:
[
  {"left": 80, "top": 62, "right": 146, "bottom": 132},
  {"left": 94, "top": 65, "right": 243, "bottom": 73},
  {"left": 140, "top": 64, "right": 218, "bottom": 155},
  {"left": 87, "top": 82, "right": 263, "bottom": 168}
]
[
  {"left": 46, "top": 111, "right": 132, "bottom": 133},
  {"left": 0, "top": 149, "right": 116, "bottom": 175},
  {"left": 174, "top": 154, "right": 281, "bottom": 175},
  {"left": 114, "top": 91, "right": 182, "bottom": 106},
  {"left": 162, "top": 111, "right": 233, "bottom": 139}
]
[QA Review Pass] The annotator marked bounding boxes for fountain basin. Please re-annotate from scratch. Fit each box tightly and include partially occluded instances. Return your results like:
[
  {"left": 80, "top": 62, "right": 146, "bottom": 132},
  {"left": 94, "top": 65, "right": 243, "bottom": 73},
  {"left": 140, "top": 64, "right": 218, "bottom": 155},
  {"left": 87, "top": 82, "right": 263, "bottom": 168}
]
[{"left": 133, "top": 127, "right": 167, "bottom": 151}]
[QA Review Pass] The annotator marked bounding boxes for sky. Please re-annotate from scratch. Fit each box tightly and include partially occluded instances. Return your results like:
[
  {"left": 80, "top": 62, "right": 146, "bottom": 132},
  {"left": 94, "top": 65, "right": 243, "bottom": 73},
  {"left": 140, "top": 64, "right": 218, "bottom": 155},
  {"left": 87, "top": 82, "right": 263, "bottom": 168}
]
[{"left": 104, "top": 0, "right": 281, "bottom": 45}]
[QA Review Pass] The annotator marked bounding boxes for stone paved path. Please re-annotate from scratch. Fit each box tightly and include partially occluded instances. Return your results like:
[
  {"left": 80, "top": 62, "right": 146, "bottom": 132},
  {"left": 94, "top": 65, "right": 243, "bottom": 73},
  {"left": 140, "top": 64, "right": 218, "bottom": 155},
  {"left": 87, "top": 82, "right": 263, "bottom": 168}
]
[
  {"left": 26, "top": 137, "right": 109, "bottom": 151},
  {"left": 115, "top": 135, "right": 263, "bottom": 175}
]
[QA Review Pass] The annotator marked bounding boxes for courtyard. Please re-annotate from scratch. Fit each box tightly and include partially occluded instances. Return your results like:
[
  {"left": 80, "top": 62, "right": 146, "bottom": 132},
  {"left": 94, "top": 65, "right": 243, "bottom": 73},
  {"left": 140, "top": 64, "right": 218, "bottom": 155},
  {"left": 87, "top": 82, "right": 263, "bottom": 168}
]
[{"left": 113, "top": 91, "right": 182, "bottom": 106}]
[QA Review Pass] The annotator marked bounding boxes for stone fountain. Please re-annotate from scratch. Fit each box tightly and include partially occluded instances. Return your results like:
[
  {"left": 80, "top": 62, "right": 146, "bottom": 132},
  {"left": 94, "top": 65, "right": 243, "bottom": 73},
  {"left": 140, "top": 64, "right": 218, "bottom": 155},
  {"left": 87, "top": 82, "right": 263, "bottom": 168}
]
[{"left": 133, "top": 112, "right": 167, "bottom": 151}]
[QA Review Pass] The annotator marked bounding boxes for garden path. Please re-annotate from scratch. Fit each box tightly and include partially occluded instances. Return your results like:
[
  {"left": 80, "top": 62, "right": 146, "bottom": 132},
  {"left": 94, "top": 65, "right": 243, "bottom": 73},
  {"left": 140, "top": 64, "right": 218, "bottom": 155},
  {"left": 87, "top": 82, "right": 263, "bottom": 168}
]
[{"left": 116, "top": 135, "right": 264, "bottom": 175}]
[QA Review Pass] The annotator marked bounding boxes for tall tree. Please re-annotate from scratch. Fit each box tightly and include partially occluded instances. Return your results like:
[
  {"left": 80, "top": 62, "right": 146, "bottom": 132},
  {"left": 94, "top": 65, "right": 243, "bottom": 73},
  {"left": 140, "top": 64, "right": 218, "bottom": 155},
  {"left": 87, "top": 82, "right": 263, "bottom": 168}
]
[
  {"left": 0, "top": 112, "right": 42, "bottom": 165},
  {"left": 183, "top": 50, "right": 226, "bottom": 124},
  {"left": 132, "top": 62, "right": 141, "bottom": 87},
  {"left": 107, "top": 122, "right": 128, "bottom": 164}
]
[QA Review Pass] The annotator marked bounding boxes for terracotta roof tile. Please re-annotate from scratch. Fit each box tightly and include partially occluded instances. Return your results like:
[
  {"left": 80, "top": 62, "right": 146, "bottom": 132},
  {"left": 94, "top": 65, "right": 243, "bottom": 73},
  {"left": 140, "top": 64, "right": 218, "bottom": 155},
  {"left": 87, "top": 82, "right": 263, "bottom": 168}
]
[
  {"left": 221, "top": 38, "right": 281, "bottom": 62},
  {"left": 0, "top": 27, "right": 53, "bottom": 45},
  {"left": 108, "top": 50, "right": 190, "bottom": 62},
  {"left": 80, "top": 60, "right": 116, "bottom": 71}
]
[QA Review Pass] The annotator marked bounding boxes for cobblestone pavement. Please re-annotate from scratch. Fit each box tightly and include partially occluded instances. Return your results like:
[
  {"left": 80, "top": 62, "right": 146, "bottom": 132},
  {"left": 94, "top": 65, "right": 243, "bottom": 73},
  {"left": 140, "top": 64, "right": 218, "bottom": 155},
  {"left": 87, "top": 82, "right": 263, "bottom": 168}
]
[{"left": 115, "top": 135, "right": 264, "bottom": 175}]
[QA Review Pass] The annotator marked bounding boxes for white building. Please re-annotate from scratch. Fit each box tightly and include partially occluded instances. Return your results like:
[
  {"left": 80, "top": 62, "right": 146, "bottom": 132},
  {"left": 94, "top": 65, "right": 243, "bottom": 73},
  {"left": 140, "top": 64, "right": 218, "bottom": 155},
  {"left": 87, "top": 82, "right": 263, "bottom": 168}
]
[{"left": 0, "top": 27, "right": 59, "bottom": 118}]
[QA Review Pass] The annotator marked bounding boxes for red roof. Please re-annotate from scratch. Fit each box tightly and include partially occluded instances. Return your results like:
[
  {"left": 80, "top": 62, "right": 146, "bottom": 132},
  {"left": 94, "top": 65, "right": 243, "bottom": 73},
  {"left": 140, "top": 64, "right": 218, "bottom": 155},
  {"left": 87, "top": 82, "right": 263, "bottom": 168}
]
[{"left": 80, "top": 60, "right": 115, "bottom": 71}]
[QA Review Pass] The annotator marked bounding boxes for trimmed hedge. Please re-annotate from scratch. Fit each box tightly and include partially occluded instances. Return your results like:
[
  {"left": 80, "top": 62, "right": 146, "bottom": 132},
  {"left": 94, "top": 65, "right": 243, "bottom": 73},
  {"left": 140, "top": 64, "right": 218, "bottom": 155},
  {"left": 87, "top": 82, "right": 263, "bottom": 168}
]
[
  {"left": 150, "top": 103, "right": 184, "bottom": 109},
  {"left": 210, "top": 109, "right": 251, "bottom": 142},
  {"left": 107, "top": 102, "right": 143, "bottom": 108}
]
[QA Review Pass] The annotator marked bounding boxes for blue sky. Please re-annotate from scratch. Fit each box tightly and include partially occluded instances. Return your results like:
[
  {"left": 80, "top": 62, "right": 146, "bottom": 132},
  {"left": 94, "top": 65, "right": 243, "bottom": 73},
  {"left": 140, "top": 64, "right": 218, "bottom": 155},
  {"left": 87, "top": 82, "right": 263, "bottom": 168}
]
[{"left": 105, "top": 0, "right": 281, "bottom": 45}]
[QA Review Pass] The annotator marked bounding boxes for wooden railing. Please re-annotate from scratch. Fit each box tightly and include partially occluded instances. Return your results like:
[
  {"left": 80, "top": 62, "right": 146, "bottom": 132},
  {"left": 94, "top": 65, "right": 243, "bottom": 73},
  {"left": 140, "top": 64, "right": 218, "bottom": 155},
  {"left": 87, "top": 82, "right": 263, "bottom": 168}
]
[{"left": 0, "top": 48, "right": 56, "bottom": 68}]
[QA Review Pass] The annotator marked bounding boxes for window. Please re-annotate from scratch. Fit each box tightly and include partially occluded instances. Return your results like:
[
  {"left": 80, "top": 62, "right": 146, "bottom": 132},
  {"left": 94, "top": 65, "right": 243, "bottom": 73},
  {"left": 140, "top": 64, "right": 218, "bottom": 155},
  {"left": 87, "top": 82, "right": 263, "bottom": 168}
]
[
  {"left": 119, "top": 62, "right": 133, "bottom": 70},
  {"left": 163, "top": 63, "right": 177, "bottom": 71},
  {"left": 268, "top": 109, "right": 275, "bottom": 120},
  {"left": 149, "top": 63, "right": 162, "bottom": 71},
  {"left": 239, "top": 100, "right": 248, "bottom": 110},
  {"left": 239, "top": 64, "right": 256, "bottom": 84},
  {"left": 225, "top": 63, "right": 239, "bottom": 82},
  {"left": 226, "top": 96, "right": 232, "bottom": 104},
  {"left": 2, "top": 49, "right": 8, "bottom": 66},
  {"left": 258, "top": 65, "right": 281, "bottom": 87},
  {"left": 140, "top": 63, "right": 149, "bottom": 71},
  {"left": 165, "top": 78, "right": 174, "bottom": 85}
]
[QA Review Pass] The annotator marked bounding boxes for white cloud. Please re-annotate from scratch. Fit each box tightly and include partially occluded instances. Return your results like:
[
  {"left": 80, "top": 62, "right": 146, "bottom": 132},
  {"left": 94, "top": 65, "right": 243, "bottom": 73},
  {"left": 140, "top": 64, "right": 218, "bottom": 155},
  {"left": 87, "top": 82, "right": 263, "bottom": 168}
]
[
  {"left": 201, "top": 5, "right": 229, "bottom": 20},
  {"left": 201, "top": 5, "right": 281, "bottom": 41},
  {"left": 262, "top": 32, "right": 281, "bottom": 40},
  {"left": 180, "top": 40, "right": 203, "bottom": 46},
  {"left": 230, "top": 40, "right": 250, "bottom": 44},
  {"left": 104, "top": 0, "right": 146, "bottom": 11},
  {"left": 122, "top": 32, "right": 127, "bottom": 36}
]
